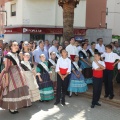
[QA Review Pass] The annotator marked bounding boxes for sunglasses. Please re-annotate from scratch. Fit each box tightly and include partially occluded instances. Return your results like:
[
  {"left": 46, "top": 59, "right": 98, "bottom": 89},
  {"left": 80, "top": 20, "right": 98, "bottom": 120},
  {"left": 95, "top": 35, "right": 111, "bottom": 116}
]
[{"left": 24, "top": 44, "right": 29, "bottom": 46}]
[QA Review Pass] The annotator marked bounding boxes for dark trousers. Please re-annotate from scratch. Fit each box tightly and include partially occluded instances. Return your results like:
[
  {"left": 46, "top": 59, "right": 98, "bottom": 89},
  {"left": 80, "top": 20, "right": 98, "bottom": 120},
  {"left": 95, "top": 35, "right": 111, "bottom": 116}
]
[
  {"left": 104, "top": 70, "right": 114, "bottom": 96},
  {"left": 56, "top": 74, "right": 69, "bottom": 103},
  {"left": 92, "top": 77, "right": 103, "bottom": 105}
]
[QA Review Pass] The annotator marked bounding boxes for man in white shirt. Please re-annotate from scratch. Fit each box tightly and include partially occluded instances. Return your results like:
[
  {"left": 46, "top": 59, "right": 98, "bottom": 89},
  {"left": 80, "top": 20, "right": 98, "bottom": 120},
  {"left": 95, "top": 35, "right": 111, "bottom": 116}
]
[
  {"left": 49, "top": 40, "right": 59, "bottom": 58},
  {"left": 95, "top": 38, "right": 105, "bottom": 54},
  {"left": 113, "top": 41, "right": 120, "bottom": 53},
  {"left": 74, "top": 40, "right": 82, "bottom": 53},
  {"left": 66, "top": 37, "right": 78, "bottom": 61}
]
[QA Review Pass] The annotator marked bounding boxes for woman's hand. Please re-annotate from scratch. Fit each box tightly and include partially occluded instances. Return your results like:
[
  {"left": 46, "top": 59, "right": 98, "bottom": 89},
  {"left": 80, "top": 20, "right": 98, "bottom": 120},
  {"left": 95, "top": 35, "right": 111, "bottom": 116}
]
[
  {"left": 39, "top": 78, "right": 43, "bottom": 82},
  {"left": 76, "top": 74, "right": 80, "bottom": 78}
]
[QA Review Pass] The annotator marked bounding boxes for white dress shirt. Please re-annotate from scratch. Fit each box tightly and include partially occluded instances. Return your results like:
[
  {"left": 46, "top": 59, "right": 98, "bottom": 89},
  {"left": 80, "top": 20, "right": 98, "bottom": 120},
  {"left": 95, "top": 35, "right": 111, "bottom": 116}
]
[
  {"left": 77, "top": 46, "right": 82, "bottom": 53},
  {"left": 96, "top": 44, "right": 105, "bottom": 53},
  {"left": 49, "top": 45, "right": 58, "bottom": 57},
  {"left": 56, "top": 57, "right": 71, "bottom": 73},
  {"left": 66, "top": 44, "right": 78, "bottom": 57},
  {"left": 92, "top": 61, "right": 105, "bottom": 70},
  {"left": 101, "top": 52, "right": 120, "bottom": 63}
]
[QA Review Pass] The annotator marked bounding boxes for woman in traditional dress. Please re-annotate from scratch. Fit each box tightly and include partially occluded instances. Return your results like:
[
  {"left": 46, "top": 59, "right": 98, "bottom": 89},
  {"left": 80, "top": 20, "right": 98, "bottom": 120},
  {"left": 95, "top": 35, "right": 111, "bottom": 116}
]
[
  {"left": 19, "top": 41, "right": 33, "bottom": 62},
  {"left": 79, "top": 43, "right": 93, "bottom": 84},
  {"left": 21, "top": 53, "right": 40, "bottom": 102},
  {"left": 87, "top": 42, "right": 98, "bottom": 63},
  {"left": 48, "top": 52, "right": 57, "bottom": 94},
  {"left": 36, "top": 54, "right": 54, "bottom": 102},
  {"left": 0, "top": 42, "right": 31, "bottom": 114},
  {"left": 56, "top": 45, "right": 62, "bottom": 59},
  {"left": 68, "top": 55, "right": 88, "bottom": 97}
]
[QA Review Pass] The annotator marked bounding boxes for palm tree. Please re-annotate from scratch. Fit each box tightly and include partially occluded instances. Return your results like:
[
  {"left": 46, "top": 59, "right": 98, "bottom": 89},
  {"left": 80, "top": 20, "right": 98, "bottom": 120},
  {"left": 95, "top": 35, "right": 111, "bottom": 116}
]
[{"left": 58, "top": 0, "right": 80, "bottom": 41}]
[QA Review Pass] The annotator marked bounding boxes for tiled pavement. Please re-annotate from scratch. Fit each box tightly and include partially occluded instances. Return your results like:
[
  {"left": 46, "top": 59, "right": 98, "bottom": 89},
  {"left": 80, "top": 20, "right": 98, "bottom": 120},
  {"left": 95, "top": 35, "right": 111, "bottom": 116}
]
[{"left": 0, "top": 95, "right": 120, "bottom": 120}]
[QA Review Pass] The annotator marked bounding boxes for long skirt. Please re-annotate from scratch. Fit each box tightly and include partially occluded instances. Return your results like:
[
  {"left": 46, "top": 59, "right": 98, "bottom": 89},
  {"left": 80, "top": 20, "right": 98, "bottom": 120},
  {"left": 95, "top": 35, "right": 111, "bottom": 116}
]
[
  {"left": 0, "top": 66, "right": 31, "bottom": 110},
  {"left": 50, "top": 68, "right": 57, "bottom": 95},
  {"left": 80, "top": 59, "right": 93, "bottom": 84},
  {"left": 23, "top": 71, "right": 41, "bottom": 102},
  {"left": 68, "top": 71, "right": 88, "bottom": 93},
  {"left": 36, "top": 72, "right": 54, "bottom": 101}
]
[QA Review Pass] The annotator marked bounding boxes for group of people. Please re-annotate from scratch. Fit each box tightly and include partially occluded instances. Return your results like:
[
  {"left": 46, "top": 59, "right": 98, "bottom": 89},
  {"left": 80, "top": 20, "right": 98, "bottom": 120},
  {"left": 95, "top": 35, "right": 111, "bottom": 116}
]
[{"left": 0, "top": 37, "right": 120, "bottom": 114}]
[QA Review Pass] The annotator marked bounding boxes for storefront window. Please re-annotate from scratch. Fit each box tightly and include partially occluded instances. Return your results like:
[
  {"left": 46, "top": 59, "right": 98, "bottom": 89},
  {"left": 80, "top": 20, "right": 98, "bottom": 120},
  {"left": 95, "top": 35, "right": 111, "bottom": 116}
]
[
  {"left": 55, "top": 35, "right": 63, "bottom": 45},
  {"left": 30, "top": 34, "right": 45, "bottom": 41}
]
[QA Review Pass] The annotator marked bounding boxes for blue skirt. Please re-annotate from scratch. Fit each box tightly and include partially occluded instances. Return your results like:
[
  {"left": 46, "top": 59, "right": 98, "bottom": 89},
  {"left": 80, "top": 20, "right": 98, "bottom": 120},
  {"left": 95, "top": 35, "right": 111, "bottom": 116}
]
[
  {"left": 68, "top": 71, "right": 88, "bottom": 93},
  {"left": 80, "top": 59, "right": 93, "bottom": 84}
]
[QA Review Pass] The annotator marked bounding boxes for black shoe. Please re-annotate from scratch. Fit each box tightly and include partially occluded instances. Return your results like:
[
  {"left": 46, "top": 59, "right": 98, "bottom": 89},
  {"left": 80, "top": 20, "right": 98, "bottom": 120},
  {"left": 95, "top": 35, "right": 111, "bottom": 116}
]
[
  {"left": 69, "top": 95, "right": 72, "bottom": 97},
  {"left": 61, "top": 102, "right": 66, "bottom": 106},
  {"left": 96, "top": 102, "right": 101, "bottom": 106},
  {"left": 9, "top": 110, "right": 17, "bottom": 114},
  {"left": 104, "top": 95, "right": 109, "bottom": 98},
  {"left": 15, "top": 110, "right": 19, "bottom": 113},
  {"left": 54, "top": 101, "right": 60, "bottom": 105},
  {"left": 109, "top": 95, "right": 114, "bottom": 100},
  {"left": 40, "top": 100, "right": 44, "bottom": 102},
  {"left": 91, "top": 105, "right": 95, "bottom": 108}
]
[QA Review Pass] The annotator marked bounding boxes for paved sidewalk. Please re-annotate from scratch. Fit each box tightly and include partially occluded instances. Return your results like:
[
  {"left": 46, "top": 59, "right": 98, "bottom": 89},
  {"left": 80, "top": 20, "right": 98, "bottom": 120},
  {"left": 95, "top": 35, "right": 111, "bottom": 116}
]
[{"left": 0, "top": 95, "right": 120, "bottom": 120}]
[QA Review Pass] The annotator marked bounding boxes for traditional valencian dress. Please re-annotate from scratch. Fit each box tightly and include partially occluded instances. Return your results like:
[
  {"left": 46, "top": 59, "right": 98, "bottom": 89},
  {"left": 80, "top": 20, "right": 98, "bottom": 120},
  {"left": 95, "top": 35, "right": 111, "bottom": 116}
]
[
  {"left": 87, "top": 49, "right": 98, "bottom": 63},
  {"left": 0, "top": 52, "right": 31, "bottom": 110},
  {"left": 68, "top": 61, "right": 88, "bottom": 93},
  {"left": 79, "top": 49, "right": 93, "bottom": 84},
  {"left": 48, "top": 58, "right": 57, "bottom": 94},
  {"left": 56, "top": 52, "right": 61, "bottom": 60},
  {"left": 21, "top": 61, "right": 40, "bottom": 102},
  {"left": 36, "top": 61, "right": 54, "bottom": 101}
]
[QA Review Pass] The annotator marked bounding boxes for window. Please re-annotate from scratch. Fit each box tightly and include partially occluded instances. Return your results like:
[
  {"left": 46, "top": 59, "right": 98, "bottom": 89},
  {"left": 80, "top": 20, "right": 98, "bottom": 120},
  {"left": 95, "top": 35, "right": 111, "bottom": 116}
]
[
  {"left": 55, "top": 35, "right": 63, "bottom": 44},
  {"left": 30, "top": 34, "right": 45, "bottom": 41},
  {"left": 11, "top": 4, "right": 16, "bottom": 16}
]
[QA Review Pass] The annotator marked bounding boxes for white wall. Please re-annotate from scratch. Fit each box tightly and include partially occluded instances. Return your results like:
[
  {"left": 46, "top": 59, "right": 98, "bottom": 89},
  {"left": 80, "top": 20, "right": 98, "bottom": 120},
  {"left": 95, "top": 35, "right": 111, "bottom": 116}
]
[
  {"left": 4, "top": 34, "right": 23, "bottom": 43},
  {"left": 74, "top": 0, "right": 86, "bottom": 27},
  {"left": 113, "top": 0, "right": 120, "bottom": 35},
  {"left": 106, "top": 0, "right": 120, "bottom": 35},
  {"left": 5, "top": 0, "right": 23, "bottom": 26},
  {"left": 4, "top": 34, "right": 30, "bottom": 43},
  {"left": 23, "top": 0, "right": 56, "bottom": 26},
  {"left": 5, "top": 0, "right": 86, "bottom": 27}
]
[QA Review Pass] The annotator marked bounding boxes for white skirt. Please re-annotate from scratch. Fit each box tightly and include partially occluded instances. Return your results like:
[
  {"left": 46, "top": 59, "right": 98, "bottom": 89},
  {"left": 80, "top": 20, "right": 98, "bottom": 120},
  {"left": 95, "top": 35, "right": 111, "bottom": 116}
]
[{"left": 24, "top": 71, "right": 41, "bottom": 102}]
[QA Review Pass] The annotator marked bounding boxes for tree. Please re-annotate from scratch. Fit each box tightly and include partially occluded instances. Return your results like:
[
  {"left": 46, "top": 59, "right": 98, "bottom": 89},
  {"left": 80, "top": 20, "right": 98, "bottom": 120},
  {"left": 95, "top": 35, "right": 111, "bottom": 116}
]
[{"left": 58, "top": 0, "right": 80, "bottom": 41}]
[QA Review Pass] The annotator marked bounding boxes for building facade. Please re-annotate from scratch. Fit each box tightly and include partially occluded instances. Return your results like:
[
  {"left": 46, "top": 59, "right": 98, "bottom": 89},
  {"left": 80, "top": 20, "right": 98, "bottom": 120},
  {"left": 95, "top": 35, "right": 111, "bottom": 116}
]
[
  {"left": 2, "top": 0, "right": 111, "bottom": 44},
  {"left": 106, "top": 0, "right": 120, "bottom": 37}
]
